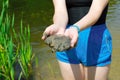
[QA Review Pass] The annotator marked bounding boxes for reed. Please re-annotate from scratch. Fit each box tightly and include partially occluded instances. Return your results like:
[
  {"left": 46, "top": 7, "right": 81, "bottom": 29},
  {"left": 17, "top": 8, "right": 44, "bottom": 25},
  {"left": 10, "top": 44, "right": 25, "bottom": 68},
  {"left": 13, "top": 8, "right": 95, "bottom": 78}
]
[
  {"left": 0, "top": 0, "right": 33, "bottom": 80},
  {"left": 0, "top": 1, "right": 14, "bottom": 80},
  {"left": 18, "top": 22, "right": 33, "bottom": 80}
]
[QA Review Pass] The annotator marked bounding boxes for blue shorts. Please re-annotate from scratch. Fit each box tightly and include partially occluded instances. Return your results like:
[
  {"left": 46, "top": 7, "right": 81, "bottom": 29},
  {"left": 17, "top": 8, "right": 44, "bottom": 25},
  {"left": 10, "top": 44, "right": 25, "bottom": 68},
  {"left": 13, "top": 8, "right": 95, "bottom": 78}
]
[{"left": 56, "top": 24, "right": 112, "bottom": 66}]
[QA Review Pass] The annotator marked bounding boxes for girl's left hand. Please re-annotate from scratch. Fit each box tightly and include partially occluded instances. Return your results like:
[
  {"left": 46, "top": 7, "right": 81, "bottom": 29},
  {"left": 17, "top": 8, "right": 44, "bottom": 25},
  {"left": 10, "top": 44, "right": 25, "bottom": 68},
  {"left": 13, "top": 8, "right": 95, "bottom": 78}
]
[{"left": 64, "top": 27, "right": 79, "bottom": 47}]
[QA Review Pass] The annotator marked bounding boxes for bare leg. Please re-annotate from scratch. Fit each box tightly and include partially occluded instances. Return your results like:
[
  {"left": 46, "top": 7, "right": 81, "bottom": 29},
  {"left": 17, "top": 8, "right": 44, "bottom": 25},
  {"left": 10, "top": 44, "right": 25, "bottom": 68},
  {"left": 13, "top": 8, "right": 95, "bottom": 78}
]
[
  {"left": 84, "top": 65, "right": 110, "bottom": 80},
  {"left": 58, "top": 60, "right": 110, "bottom": 80},
  {"left": 58, "top": 60, "right": 85, "bottom": 80}
]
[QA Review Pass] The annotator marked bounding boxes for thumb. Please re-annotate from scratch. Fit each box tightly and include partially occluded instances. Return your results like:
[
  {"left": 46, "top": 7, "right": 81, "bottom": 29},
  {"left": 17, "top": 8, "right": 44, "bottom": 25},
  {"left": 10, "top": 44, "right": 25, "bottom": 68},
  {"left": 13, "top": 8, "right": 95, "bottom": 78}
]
[
  {"left": 64, "top": 29, "right": 69, "bottom": 37},
  {"left": 70, "top": 34, "right": 78, "bottom": 47}
]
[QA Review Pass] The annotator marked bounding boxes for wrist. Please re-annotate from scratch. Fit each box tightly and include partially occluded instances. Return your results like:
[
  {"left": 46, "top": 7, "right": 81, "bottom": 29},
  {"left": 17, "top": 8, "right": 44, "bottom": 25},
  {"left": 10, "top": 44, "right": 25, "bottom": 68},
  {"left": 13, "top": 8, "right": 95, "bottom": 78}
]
[
  {"left": 54, "top": 23, "right": 66, "bottom": 29},
  {"left": 70, "top": 24, "right": 80, "bottom": 33}
]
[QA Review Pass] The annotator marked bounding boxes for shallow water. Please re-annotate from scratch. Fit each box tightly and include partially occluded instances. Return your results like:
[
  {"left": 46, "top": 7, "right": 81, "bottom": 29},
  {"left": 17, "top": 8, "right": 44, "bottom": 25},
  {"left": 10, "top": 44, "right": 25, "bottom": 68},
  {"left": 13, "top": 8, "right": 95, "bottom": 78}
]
[
  {"left": 2, "top": 0, "right": 120, "bottom": 80},
  {"left": 31, "top": 0, "right": 120, "bottom": 79},
  {"left": 106, "top": 0, "right": 120, "bottom": 80}
]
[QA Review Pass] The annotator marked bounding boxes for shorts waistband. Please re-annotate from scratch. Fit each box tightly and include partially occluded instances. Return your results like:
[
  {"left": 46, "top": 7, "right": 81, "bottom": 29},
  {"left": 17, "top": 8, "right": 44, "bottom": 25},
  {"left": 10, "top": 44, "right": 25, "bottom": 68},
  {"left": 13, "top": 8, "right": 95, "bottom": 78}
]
[{"left": 90, "top": 24, "right": 107, "bottom": 30}]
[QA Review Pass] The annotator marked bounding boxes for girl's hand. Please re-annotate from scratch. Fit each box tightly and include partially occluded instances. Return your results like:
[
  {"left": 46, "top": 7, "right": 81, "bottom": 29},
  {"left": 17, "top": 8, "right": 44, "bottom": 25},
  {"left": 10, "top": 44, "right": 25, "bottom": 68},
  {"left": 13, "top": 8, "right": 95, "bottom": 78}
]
[
  {"left": 42, "top": 24, "right": 65, "bottom": 40},
  {"left": 65, "top": 27, "right": 79, "bottom": 47}
]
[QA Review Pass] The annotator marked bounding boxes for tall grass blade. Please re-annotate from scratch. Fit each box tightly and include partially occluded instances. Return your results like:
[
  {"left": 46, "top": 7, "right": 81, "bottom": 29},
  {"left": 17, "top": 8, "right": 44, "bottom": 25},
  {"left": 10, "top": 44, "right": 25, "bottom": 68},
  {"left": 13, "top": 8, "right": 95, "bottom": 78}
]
[{"left": 0, "top": 0, "right": 33, "bottom": 80}]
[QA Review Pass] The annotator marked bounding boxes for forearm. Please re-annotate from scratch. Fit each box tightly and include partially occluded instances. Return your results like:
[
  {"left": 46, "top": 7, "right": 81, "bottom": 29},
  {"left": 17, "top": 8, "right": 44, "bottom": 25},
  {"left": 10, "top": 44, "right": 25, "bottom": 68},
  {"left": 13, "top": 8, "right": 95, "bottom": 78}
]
[
  {"left": 74, "top": 0, "right": 109, "bottom": 31},
  {"left": 74, "top": 10, "right": 101, "bottom": 30},
  {"left": 53, "top": 10, "right": 68, "bottom": 28},
  {"left": 52, "top": 0, "right": 68, "bottom": 29}
]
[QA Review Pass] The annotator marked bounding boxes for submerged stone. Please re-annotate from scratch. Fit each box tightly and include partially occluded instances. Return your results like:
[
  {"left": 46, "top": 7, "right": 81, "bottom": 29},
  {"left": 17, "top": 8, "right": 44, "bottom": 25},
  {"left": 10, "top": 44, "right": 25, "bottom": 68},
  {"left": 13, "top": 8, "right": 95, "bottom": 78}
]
[{"left": 44, "top": 34, "right": 71, "bottom": 52}]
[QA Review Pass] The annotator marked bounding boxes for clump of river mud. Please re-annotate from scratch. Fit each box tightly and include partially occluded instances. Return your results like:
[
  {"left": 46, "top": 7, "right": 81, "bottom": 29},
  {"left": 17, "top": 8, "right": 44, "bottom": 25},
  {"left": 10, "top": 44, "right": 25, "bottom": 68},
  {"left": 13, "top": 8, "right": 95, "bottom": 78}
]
[{"left": 44, "top": 34, "right": 71, "bottom": 52}]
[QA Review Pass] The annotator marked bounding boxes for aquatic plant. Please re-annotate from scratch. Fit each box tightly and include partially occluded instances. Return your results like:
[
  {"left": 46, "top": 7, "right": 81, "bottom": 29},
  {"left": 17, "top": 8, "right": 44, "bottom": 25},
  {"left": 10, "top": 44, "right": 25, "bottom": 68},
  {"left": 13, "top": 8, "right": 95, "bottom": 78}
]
[
  {"left": 17, "top": 22, "right": 33, "bottom": 80},
  {"left": 0, "top": 1, "right": 15, "bottom": 80},
  {"left": 0, "top": 0, "right": 33, "bottom": 80}
]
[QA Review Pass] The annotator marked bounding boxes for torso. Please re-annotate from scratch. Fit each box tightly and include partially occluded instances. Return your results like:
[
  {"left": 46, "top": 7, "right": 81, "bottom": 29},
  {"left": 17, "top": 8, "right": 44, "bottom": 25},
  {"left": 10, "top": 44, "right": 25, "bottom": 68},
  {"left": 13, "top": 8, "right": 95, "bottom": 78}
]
[
  {"left": 66, "top": 0, "right": 108, "bottom": 25},
  {"left": 66, "top": 0, "right": 92, "bottom": 7}
]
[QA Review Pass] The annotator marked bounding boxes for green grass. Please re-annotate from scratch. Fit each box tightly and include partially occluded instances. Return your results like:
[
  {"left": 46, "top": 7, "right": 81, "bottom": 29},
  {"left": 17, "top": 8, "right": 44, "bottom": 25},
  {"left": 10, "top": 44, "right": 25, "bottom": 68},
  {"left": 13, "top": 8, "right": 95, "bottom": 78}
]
[{"left": 0, "top": 0, "right": 34, "bottom": 80}]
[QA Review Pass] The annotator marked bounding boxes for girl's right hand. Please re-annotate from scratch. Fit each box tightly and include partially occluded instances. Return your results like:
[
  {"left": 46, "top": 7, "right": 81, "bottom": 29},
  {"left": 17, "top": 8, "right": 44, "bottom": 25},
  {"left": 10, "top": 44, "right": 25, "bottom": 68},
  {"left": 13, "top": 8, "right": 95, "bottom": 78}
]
[{"left": 41, "top": 24, "right": 65, "bottom": 40}]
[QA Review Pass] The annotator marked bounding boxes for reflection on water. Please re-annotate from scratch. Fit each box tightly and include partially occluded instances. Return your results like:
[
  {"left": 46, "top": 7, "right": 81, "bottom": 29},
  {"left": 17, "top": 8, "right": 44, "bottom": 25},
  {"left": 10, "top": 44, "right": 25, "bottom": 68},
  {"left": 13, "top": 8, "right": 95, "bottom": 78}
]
[
  {"left": 106, "top": 1, "right": 120, "bottom": 80},
  {"left": 107, "top": 0, "right": 120, "bottom": 28},
  {"left": 107, "top": 0, "right": 120, "bottom": 49},
  {"left": 1, "top": 0, "right": 120, "bottom": 79},
  {"left": 8, "top": 0, "right": 53, "bottom": 31}
]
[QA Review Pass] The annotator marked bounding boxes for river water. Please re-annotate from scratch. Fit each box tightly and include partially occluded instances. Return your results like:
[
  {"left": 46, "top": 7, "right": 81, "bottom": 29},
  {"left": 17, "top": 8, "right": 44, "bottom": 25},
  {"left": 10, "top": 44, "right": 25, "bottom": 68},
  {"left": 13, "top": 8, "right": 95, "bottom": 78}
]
[{"left": 6, "top": 0, "right": 120, "bottom": 80}]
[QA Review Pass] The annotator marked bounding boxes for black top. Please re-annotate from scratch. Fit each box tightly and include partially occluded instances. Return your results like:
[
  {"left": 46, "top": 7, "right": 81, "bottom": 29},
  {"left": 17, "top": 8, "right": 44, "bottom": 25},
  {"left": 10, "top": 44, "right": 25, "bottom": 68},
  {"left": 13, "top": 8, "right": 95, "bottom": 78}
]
[{"left": 66, "top": 0, "right": 108, "bottom": 25}]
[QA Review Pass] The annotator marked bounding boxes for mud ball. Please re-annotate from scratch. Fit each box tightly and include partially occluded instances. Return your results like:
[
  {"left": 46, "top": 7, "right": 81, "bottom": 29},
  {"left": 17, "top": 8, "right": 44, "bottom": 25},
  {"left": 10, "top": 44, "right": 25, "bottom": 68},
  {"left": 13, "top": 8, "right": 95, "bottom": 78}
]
[{"left": 44, "top": 35, "right": 71, "bottom": 52}]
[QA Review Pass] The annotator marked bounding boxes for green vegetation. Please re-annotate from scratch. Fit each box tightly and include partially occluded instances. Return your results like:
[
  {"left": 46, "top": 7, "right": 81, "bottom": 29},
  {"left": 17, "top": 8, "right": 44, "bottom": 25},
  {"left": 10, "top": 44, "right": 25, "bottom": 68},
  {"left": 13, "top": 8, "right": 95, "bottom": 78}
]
[
  {"left": 0, "top": 0, "right": 120, "bottom": 80},
  {"left": 0, "top": 0, "right": 33, "bottom": 80}
]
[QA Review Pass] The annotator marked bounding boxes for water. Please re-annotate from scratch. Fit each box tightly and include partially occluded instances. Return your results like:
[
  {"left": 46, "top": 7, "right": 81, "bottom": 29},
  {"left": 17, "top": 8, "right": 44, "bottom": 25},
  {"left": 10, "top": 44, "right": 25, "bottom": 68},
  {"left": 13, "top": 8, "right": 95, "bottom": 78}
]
[
  {"left": 106, "top": 0, "right": 120, "bottom": 80},
  {"left": 31, "top": 0, "right": 120, "bottom": 79},
  {"left": 1, "top": 0, "right": 120, "bottom": 80}
]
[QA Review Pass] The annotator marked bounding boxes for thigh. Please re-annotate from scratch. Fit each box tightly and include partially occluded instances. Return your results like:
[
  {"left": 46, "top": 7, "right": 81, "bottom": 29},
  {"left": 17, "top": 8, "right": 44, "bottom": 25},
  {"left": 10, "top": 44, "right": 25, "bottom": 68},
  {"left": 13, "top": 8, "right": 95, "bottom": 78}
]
[
  {"left": 58, "top": 60, "right": 85, "bottom": 80},
  {"left": 84, "top": 65, "right": 110, "bottom": 80}
]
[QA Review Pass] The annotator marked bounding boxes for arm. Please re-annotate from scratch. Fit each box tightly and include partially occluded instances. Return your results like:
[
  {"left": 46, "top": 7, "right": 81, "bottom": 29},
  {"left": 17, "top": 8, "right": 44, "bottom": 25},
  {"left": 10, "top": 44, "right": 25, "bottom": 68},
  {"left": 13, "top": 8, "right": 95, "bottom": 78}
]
[
  {"left": 65, "top": 0, "right": 109, "bottom": 47},
  {"left": 74, "top": 0, "right": 109, "bottom": 31},
  {"left": 53, "top": 0, "right": 68, "bottom": 29},
  {"left": 42, "top": 0, "right": 68, "bottom": 39}
]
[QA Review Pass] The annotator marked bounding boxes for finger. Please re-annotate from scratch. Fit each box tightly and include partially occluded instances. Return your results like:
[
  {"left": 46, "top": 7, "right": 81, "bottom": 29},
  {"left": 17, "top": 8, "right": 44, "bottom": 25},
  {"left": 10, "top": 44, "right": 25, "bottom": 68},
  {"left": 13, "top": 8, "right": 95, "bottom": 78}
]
[
  {"left": 41, "top": 28, "right": 50, "bottom": 40},
  {"left": 64, "top": 29, "right": 69, "bottom": 37},
  {"left": 42, "top": 32, "right": 49, "bottom": 40},
  {"left": 41, "top": 36, "right": 45, "bottom": 40},
  {"left": 71, "top": 34, "right": 78, "bottom": 47}
]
